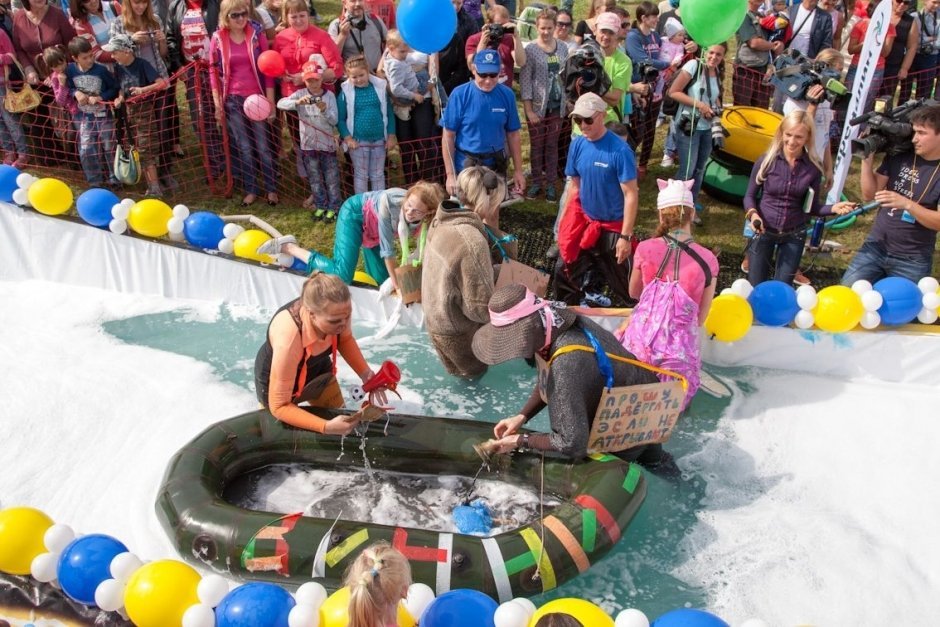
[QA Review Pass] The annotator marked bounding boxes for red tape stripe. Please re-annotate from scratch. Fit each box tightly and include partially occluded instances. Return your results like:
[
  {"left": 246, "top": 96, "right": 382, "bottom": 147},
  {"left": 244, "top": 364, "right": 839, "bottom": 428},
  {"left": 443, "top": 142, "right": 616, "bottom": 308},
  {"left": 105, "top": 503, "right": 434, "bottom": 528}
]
[
  {"left": 574, "top": 495, "right": 620, "bottom": 543},
  {"left": 275, "top": 513, "right": 302, "bottom": 574},
  {"left": 393, "top": 528, "right": 449, "bottom": 563}
]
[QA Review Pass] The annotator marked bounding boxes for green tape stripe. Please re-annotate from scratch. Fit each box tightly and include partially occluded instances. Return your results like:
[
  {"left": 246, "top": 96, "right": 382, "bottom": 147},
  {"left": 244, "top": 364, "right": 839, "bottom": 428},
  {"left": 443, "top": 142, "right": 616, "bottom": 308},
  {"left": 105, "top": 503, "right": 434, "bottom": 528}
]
[
  {"left": 589, "top": 452, "right": 617, "bottom": 462},
  {"left": 582, "top": 509, "right": 597, "bottom": 553},
  {"left": 504, "top": 551, "right": 537, "bottom": 575},
  {"left": 240, "top": 538, "right": 256, "bottom": 566},
  {"left": 623, "top": 464, "right": 641, "bottom": 494}
]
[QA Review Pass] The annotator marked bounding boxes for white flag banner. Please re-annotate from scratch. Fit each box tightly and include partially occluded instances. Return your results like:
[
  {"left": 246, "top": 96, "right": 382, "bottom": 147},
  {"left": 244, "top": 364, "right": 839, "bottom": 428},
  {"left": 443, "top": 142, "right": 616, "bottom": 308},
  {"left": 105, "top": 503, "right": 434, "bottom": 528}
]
[{"left": 827, "top": 0, "right": 894, "bottom": 204}]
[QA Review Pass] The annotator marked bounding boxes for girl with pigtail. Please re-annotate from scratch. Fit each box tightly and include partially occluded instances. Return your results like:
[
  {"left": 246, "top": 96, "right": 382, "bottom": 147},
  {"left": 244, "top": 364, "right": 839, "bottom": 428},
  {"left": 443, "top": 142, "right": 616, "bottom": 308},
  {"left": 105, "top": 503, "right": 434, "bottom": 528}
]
[{"left": 345, "top": 542, "right": 412, "bottom": 627}]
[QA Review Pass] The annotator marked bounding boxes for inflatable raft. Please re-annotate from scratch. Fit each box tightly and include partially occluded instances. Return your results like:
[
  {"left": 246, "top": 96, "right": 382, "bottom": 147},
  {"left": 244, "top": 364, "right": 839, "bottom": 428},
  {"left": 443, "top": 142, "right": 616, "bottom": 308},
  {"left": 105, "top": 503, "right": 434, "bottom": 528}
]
[
  {"left": 718, "top": 105, "right": 783, "bottom": 167},
  {"left": 156, "top": 409, "right": 647, "bottom": 602}
]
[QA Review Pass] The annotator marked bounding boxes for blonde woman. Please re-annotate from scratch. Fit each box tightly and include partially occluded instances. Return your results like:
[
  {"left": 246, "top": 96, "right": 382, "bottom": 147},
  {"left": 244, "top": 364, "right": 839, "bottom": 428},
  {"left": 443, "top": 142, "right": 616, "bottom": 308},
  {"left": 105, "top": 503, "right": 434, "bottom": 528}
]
[{"left": 743, "top": 110, "right": 853, "bottom": 286}]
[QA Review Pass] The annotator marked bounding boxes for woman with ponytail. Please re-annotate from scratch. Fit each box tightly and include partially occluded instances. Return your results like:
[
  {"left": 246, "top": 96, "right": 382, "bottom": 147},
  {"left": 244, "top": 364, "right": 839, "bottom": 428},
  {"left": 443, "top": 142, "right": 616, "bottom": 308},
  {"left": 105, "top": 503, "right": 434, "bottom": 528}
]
[{"left": 345, "top": 542, "right": 412, "bottom": 627}]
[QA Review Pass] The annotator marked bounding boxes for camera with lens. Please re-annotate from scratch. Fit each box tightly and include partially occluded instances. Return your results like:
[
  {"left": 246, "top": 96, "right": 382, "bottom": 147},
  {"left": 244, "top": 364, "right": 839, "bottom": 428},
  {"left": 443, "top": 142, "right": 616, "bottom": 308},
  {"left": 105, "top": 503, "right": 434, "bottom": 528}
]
[
  {"left": 636, "top": 60, "right": 659, "bottom": 84},
  {"left": 485, "top": 22, "right": 514, "bottom": 45},
  {"left": 920, "top": 42, "right": 936, "bottom": 55},
  {"left": 561, "top": 39, "right": 611, "bottom": 103},
  {"left": 312, "top": 95, "right": 322, "bottom": 104},
  {"left": 710, "top": 115, "right": 726, "bottom": 149},
  {"left": 345, "top": 14, "right": 368, "bottom": 30},
  {"left": 769, "top": 50, "right": 847, "bottom": 106},
  {"left": 850, "top": 97, "right": 938, "bottom": 158},
  {"left": 677, "top": 110, "right": 699, "bottom": 135}
]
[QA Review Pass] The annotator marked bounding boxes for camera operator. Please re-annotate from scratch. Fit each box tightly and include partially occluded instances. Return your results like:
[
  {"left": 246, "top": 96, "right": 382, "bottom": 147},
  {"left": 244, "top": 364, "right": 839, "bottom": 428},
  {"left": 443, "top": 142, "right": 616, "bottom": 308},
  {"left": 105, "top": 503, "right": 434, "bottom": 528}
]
[
  {"left": 328, "top": 0, "right": 387, "bottom": 72},
  {"left": 842, "top": 103, "right": 940, "bottom": 285},
  {"left": 464, "top": 5, "right": 526, "bottom": 88},
  {"left": 625, "top": 1, "right": 670, "bottom": 179}
]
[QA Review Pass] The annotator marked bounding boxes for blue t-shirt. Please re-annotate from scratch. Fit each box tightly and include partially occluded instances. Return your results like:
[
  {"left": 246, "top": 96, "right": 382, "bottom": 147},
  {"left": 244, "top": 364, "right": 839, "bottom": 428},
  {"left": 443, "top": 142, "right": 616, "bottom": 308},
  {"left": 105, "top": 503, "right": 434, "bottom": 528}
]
[
  {"left": 565, "top": 130, "right": 637, "bottom": 222},
  {"left": 441, "top": 82, "right": 521, "bottom": 155},
  {"left": 115, "top": 57, "right": 160, "bottom": 94}
]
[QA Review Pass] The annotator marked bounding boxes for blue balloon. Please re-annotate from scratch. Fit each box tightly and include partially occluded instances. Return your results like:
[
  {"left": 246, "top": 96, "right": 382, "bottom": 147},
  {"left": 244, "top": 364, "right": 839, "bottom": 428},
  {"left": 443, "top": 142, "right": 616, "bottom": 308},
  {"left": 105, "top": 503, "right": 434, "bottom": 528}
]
[
  {"left": 748, "top": 279, "right": 799, "bottom": 327},
  {"left": 57, "top": 534, "right": 128, "bottom": 606},
  {"left": 184, "top": 211, "right": 226, "bottom": 249},
  {"left": 874, "top": 277, "right": 922, "bottom": 325},
  {"left": 422, "top": 589, "right": 497, "bottom": 627},
  {"left": 652, "top": 608, "right": 730, "bottom": 627},
  {"left": 397, "top": 0, "right": 457, "bottom": 54},
  {"left": 0, "top": 164, "right": 21, "bottom": 203},
  {"left": 76, "top": 188, "right": 120, "bottom": 228},
  {"left": 215, "top": 582, "right": 295, "bottom": 627}
]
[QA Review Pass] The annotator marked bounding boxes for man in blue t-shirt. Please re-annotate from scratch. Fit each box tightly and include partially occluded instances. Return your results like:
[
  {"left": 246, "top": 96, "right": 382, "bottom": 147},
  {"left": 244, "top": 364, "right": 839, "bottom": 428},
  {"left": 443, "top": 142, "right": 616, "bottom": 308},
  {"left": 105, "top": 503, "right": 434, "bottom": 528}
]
[
  {"left": 441, "top": 49, "right": 525, "bottom": 196},
  {"left": 555, "top": 92, "right": 639, "bottom": 307},
  {"left": 842, "top": 105, "right": 940, "bottom": 285}
]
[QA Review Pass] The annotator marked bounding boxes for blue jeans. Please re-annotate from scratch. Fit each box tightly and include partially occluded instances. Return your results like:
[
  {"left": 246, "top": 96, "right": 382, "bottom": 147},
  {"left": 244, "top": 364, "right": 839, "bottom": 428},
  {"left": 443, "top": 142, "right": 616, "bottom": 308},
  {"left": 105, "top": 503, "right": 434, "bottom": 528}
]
[
  {"left": 349, "top": 140, "right": 385, "bottom": 194},
  {"left": 224, "top": 96, "right": 276, "bottom": 196},
  {"left": 673, "top": 124, "right": 712, "bottom": 203},
  {"left": 747, "top": 229, "right": 806, "bottom": 286},
  {"left": 841, "top": 239, "right": 934, "bottom": 286},
  {"left": 301, "top": 149, "right": 342, "bottom": 210},
  {"left": 77, "top": 114, "right": 116, "bottom": 185}
]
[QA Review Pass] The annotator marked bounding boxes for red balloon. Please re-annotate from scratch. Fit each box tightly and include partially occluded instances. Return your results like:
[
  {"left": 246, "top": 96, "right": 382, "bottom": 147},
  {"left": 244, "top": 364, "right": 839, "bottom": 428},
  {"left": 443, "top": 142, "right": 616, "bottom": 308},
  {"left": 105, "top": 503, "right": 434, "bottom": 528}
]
[{"left": 258, "top": 50, "right": 286, "bottom": 77}]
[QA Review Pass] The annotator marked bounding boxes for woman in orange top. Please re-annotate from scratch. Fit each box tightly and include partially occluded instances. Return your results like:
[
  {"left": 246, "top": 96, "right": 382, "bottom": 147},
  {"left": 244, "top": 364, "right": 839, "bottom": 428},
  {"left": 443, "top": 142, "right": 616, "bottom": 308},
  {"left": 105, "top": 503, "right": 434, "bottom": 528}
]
[{"left": 253, "top": 271, "right": 382, "bottom": 434}]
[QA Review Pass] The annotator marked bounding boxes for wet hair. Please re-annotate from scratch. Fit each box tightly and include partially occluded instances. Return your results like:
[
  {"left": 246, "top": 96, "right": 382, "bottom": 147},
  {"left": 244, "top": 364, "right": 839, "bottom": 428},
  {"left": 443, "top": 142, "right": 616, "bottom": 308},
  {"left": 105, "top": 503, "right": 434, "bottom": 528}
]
[
  {"left": 457, "top": 166, "right": 506, "bottom": 221},
  {"left": 68, "top": 36, "right": 93, "bottom": 58},
  {"left": 121, "top": 0, "right": 161, "bottom": 32},
  {"left": 345, "top": 542, "right": 412, "bottom": 627},
  {"left": 301, "top": 271, "right": 350, "bottom": 312},
  {"left": 533, "top": 614, "right": 584, "bottom": 627},
  {"left": 910, "top": 104, "right": 940, "bottom": 133},
  {"left": 386, "top": 29, "right": 405, "bottom": 49},
  {"left": 756, "top": 109, "right": 823, "bottom": 184},
  {"left": 42, "top": 46, "right": 68, "bottom": 70},
  {"left": 219, "top": 0, "right": 250, "bottom": 29},
  {"left": 404, "top": 181, "right": 446, "bottom": 223},
  {"left": 345, "top": 55, "right": 370, "bottom": 75},
  {"left": 282, "top": 0, "right": 309, "bottom": 22}
]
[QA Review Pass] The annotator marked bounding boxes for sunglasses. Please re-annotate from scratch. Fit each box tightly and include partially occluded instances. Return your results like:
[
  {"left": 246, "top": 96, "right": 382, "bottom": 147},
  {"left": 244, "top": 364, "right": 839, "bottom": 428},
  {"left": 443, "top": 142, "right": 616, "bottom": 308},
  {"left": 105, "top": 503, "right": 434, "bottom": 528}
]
[
  {"left": 621, "top": 21, "right": 630, "bottom": 27},
  {"left": 229, "top": 10, "right": 248, "bottom": 18},
  {"left": 572, "top": 115, "right": 595, "bottom": 126},
  {"left": 556, "top": 21, "right": 572, "bottom": 27},
  {"left": 478, "top": 72, "right": 499, "bottom": 79}
]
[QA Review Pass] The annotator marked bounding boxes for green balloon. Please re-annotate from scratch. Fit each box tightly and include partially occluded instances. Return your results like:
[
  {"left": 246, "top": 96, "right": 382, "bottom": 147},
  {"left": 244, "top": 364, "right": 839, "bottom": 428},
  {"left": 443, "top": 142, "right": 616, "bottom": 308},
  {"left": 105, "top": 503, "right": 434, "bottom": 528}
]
[{"left": 682, "top": 0, "right": 747, "bottom": 48}]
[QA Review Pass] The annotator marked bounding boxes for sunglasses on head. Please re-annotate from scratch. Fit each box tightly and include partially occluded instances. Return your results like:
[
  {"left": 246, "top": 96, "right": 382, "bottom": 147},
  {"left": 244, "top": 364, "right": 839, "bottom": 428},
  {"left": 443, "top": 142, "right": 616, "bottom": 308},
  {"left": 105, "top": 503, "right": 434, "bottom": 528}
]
[
  {"left": 478, "top": 72, "right": 499, "bottom": 79},
  {"left": 572, "top": 115, "right": 595, "bottom": 126},
  {"left": 229, "top": 10, "right": 248, "bottom": 18}
]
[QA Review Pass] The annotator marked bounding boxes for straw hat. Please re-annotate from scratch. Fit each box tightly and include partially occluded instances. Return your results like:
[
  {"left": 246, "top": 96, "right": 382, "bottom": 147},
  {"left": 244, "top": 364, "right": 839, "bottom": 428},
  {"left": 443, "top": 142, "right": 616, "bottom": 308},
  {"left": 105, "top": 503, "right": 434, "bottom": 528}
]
[{"left": 472, "top": 284, "right": 576, "bottom": 365}]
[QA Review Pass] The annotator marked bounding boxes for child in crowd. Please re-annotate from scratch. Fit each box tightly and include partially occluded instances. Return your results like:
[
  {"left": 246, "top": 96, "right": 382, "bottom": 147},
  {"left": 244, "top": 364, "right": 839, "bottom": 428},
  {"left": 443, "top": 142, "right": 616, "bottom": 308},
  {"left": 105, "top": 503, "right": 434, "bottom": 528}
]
[
  {"left": 659, "top": 18, "right": 686, "bottom": 70},
  {"left": 344, "top": 542, "right": 411, "bottom": 627},
  {"left": 0, "top": 27, "right": 28, "bottom": 167},
  {"left": 337, "top": 55, "right": 396, "bottom": 194},
  {"left": 759, "top": 0, "right": 792, "bottom": 46},
  {"left": 105, "top": 33, "right": 167, "bottom": 196},
  {"left": 65, "top": 36, "right": 120, "bottom": 187},
  {"left": 277, "top": 60, "right": 341, "bottom": 218},
  {"left": 44, "top": 46, "right": 80, "bottom": 164}
]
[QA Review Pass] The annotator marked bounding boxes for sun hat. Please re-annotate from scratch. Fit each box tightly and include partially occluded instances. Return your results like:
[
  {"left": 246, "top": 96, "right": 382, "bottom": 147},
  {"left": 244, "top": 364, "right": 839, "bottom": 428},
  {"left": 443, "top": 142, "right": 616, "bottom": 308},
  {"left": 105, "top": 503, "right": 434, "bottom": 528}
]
[
  {"left": 656, "top": 178, "right": 695, "bottom": 210},
  {"left": 471, "top": 284, "right": 577, "bottom": 365},
  {"left": 473, "top": 49, "right": 502, "bottom": 74},
  {"left": 569, "top": 92, "right": 608, "bottom": 118},
  {"left": 595, "top": 12, "right": 621, "bottom": 33}
]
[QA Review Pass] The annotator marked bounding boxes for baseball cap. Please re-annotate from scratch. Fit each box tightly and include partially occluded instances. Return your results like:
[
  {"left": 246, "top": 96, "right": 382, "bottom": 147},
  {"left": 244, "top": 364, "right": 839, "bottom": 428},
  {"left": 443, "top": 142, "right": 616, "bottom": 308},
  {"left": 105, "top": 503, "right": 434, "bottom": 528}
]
[
  {"left": 102, "top": 34, "right": 135, "bottom": 54},
  {"left": 302, "top": 61, "right": 322, "bottom": 81},
  {"left": 473, "top": 49, "right": 501, "bottom": 74},
  {"left": 570, "top": 92, "right": 608, "bottom": 118},
  {"left": 595, "top": 12, "right": 621, "bottom": 33}
]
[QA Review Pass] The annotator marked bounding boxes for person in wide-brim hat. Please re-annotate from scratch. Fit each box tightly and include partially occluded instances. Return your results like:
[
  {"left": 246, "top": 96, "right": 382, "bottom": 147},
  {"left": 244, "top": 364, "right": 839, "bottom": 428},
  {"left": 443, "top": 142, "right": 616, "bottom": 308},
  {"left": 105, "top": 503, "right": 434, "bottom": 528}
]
[{"left": 471, "top": 284, "right": 674, "bottom": 470}]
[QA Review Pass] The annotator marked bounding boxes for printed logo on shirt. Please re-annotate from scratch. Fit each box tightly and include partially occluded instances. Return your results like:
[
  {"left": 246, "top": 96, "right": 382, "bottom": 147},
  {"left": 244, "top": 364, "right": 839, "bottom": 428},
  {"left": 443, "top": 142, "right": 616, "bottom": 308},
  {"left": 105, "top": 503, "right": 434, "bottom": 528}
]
[
  {"left": 491, "top": 107, "right": 506, "bottom": 113},
  {"left": 593, "top": 161, "right": 609, "bottom": 168}
]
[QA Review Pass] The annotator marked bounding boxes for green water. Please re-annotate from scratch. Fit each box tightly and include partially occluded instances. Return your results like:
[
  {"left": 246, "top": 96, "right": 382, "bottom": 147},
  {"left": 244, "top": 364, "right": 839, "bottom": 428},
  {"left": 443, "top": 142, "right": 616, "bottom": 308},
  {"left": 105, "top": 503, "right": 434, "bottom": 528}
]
[{"left": 103, "top": 306, "right": 741, "bottom": 617}]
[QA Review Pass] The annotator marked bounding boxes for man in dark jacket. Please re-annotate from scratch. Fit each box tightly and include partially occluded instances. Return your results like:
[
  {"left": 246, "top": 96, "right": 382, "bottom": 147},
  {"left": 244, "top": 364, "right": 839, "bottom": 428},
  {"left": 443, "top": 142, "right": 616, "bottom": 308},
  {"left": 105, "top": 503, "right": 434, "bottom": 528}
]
[
  {"left": 438, "top": 0, "right": 479, "bottom": 95},
  {"left": 786, "top": 0, "right": 833, "bottom": 60}
]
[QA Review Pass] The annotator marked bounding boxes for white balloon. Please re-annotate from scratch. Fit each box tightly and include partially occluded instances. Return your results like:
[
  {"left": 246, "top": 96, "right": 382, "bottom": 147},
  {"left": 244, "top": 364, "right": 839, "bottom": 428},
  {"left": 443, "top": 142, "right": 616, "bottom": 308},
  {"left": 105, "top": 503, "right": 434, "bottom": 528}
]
[
  {"left": 493, "top": 601, "right": 528, "bottom": 627},
  {"left": 120, "top": 198, "right": 135, "bottom": 209},
  {"left": 110, "top": 552, "right": 143, "bottom": 582},
  {"left": 509, "top": 598, "right": 536, "bottom": 617},
  {"left": 109, "top": 219, "right": 127, "bottom": 235},
  {"left": 169, "top": 230, "right": 186, "bottom": 242},
  {"left": 222, "top": 223, "right": 244, "bottom": 239},
  {"left": 288, "top": 603, "right": 320, "bottom": 627},
  {"left": 277, "top": 252, "right": 294, "bottom": 268},
  {"left": 167, "top": 216, "right": 185, "bottom": 234},
  {"left": 794, "top": 309, "right": 815, "bottom": 330},
  {"left": 12, "top": 188, "right": 28, "bottom": 205},
  {"left": 30, "top": 552, "right": 58, "bottom": 583},
  {"left": 95, "top": 579, "right": 126, "bottom": 612},
  {"left": 861, "top": 290, "right": 884, "bottom": 313},
  {"left": 16, "top": 173, "right": 33, "bottom": 189},
  {"left": 720, "top": 287, "right": 734, "bottom": 296},
  {"left": 404, "top": 583, "right": 435, "bottom": 622},
  {"left": 731, "top": 278, "right": 753, "bottom": 299},
  {"left": 917, "top": 307, "right": 939, "bottom": 324},
  {"left": 796, "top": 289, "right": 818, "bottom": 311},
  {"left": 922, "top": 292, "right": 940, "bottom": 310},
  {"left": 44, "top": 524, "right": 75, "bottom": 553},
  {"left": 172, "top": 204, "right": 191, "bottom": 219},
  {"left": 917, "top": 277, "right": 940, "bottom": 294},
  {"left": 739, "top": 620, "right": 771, "bottom": 627},
  {"left": 851, "top": 279, "right": 873, "bottom": 294},
  {"left": 111, "top": 204, "right": 130, "bottom": 220},
  {"left": 295, "top": 581, "right": 327, "bottom": 608},
  {"left": 614, "top": 608, "right": 650, "bottom": 627},
  {"left": 197, "top": 574, "right": 230, "bottom": 607},
  {"left": 182, "top": 603, "right": 216, "bottom": 627},
  {"left": 218, "top": 238, "right": 235, "bottom": 254},
  {"left": 860, "top": 311, "right": 881, "bottom": 330}
]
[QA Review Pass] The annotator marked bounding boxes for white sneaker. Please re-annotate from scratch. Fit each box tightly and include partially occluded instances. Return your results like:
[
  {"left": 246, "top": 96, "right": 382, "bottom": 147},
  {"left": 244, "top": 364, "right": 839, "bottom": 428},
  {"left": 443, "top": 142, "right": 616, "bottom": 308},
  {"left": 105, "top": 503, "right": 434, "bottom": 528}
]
[
  {"left": 257, "top": 235, "right": 296, "bottom": 256},
  {"left": 660, "top": 154, "right": 675, "bottom": 168}
]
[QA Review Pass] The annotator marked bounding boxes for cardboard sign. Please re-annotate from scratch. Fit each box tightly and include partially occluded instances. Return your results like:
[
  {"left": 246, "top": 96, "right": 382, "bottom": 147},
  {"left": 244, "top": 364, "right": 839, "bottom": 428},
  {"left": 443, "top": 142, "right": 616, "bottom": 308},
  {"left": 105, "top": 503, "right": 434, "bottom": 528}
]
[
  {"left": 395, "top": 264, "right": 422, "bottom": 305},
  {"left": 495, "top": 258, "right": 549, "bottom": 297},
  {"left": 587, "top": 381, "right": 685, "bottom": 453}
]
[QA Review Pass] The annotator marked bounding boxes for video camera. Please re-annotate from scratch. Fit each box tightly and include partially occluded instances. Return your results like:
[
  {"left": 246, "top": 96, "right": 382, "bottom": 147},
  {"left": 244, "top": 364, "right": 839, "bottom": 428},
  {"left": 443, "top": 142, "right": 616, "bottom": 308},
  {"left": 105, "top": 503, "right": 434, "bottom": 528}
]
[
  {"left": 561, "top": 39, "right": 610, "bottom": 104},
  {"left": 485, "top": 22, "right": 514, "bottom": 46},
  {"left": 636, "top": 59, "right": 659, "bottom": 84},
  {"left": 769, "top": 50, "right": 847, "bottom": 105},
  {"left": 851, "top": 97, "right": 939, "bottom": 158}
]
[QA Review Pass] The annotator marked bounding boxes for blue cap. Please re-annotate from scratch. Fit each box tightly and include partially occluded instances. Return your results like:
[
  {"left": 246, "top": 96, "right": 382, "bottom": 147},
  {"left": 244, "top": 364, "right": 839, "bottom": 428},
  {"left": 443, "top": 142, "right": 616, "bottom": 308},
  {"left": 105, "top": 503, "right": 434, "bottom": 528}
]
[{"left": 473, "top": 50, "right": 501, "bottom": 74}]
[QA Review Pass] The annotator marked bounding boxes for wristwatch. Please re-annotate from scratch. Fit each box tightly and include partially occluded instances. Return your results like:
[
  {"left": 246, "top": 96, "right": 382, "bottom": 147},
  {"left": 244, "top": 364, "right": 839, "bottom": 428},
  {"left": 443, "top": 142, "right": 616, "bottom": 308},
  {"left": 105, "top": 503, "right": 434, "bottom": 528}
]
[
  {"left": 516, "top": 433, "right": 530, "bottom": 452},
  {"left": 618, "top": 233, "right": 633, "bottom": 240}
]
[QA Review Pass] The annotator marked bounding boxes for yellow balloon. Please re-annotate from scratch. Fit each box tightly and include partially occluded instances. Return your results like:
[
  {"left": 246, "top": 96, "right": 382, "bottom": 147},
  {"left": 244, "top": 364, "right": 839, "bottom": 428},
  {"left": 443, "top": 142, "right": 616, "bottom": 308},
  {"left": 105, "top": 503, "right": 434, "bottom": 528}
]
[
  {"left": 320, "top": 586, "right": 415, "bottom": 627},
  {"left": 127, "top": 199, "right": 173, "bottom": 237},
  {"left": 703, "top": 293, "right": 753, "bottom": 342},
  {"left": 28, "top": 178, "right": 74, "bottom": 216},
  {"left": 233, "top": 229, "right": 276, "bottom": 263},
  {"left": 0, "top": 507, "right": 54, "bottom": 575},
  {"left": 529, "top": 598, "right": 615, "bottom": 627},
  {"left": 813, "top": 285, "right": 863, "bottom": 333},
  {"left": 123, "top": 559, "right": 200, "bottom": 627},
  {"left": 353, "top": 270, "right": 378, "bottom": 287}
]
